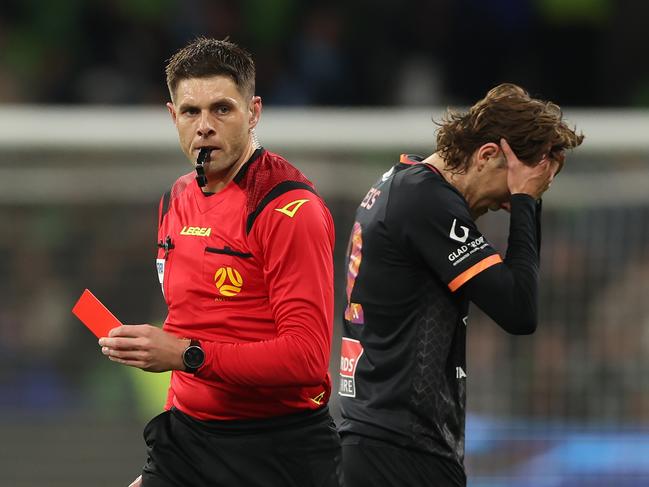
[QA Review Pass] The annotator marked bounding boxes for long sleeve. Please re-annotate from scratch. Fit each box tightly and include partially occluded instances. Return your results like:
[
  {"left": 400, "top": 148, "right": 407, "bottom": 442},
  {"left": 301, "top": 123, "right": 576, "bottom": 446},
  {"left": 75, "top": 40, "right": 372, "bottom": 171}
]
[
  {"left": 196, "top": 189, "right": 335, "bottom": 386},
  {"left": 463, "top": 194, "right": 541, "bottom": 334}
]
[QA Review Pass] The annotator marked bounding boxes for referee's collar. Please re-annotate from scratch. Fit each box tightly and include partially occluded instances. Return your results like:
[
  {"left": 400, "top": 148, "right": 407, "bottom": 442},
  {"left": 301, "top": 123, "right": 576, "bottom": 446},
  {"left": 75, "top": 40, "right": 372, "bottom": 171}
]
[{"left": 233, "top": 147, "right": 265, "bottom": 184}]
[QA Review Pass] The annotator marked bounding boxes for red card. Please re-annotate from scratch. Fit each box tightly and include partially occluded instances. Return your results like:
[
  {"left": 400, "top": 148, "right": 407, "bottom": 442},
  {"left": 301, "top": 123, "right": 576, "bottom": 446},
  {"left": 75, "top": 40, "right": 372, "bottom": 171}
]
[{"left": 72, "top": 289, "right": 123, "bottom": 338}]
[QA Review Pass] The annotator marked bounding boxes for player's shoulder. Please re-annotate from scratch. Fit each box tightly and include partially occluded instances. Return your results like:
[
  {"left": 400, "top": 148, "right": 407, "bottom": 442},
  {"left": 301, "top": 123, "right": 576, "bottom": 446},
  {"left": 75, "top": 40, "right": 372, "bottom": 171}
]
[{"left": 391, "top": 161, "right": 465, "bottom": 210}]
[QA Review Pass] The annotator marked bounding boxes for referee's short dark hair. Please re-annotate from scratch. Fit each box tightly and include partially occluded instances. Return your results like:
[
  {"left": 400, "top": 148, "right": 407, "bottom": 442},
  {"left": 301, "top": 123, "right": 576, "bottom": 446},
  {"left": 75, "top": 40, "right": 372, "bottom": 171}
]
[{"left": 165, "top": 37, "right": 255, "bottom": 101}]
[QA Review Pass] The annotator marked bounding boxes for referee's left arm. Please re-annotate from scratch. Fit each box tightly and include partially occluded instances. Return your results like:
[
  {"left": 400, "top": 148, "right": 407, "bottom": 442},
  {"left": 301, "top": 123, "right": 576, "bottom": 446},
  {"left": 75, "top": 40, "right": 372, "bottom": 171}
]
[{"left": 196, "top": 191, "right": 335, "bottom": 387}]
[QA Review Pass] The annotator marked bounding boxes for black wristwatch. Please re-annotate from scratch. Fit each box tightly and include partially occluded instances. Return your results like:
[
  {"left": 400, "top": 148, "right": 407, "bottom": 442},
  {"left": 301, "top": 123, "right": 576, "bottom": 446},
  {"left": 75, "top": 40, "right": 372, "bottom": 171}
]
[{"left": 182, "top": 339, "right": 205, "bottom": 373}]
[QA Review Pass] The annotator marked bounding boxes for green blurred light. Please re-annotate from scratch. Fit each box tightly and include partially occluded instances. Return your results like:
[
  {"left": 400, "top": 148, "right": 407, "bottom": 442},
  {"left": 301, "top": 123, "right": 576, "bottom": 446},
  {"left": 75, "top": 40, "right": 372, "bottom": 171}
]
[{"left": 535, "top": 0, "right": 612, "bottom": 25}]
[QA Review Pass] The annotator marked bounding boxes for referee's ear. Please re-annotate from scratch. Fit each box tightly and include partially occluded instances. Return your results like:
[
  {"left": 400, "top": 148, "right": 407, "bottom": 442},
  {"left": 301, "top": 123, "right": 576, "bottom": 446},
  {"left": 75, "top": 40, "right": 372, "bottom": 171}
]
[
  {"left": 167, "top": 102, "right": 178, "bottom": 125},
  {"left": 248, "top": 96, "right": 262, "bottom": 131}
]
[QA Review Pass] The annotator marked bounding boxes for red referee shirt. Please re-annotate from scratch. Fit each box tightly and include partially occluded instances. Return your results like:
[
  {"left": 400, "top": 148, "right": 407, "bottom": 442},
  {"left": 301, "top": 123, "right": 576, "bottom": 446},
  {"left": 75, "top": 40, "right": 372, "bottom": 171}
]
[{"left": 155, "top": 148, "right": 335, "bottom": 420}]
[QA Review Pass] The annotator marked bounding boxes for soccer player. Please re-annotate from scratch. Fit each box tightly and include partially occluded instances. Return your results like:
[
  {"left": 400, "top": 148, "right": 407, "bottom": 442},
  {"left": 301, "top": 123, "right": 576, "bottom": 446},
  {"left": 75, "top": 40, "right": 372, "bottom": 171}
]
[
  {"left": 98, "top": 38, "right": 341, "bottom": 487},
  {"left": 338, "top": 84, "right": 583, "bottom": 487}
]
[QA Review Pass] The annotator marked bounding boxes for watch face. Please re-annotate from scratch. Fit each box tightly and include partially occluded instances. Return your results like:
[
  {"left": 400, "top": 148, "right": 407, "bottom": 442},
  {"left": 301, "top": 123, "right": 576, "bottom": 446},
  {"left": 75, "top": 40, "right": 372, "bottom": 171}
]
[{"left": 184, "top": 345, "right": 205, "bottom": 369}]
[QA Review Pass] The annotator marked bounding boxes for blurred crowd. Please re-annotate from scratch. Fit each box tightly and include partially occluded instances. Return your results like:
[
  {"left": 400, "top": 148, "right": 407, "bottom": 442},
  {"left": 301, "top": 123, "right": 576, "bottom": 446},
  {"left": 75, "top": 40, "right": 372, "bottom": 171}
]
[
  {"left": 468, "top": 205, "right": 649, "bottom": 424},
  {"left": 2, "top": 0, "right": 649, "bottom": 107},
  {"left": 0, "top": 204, "right": 164, "bottom": 414}
]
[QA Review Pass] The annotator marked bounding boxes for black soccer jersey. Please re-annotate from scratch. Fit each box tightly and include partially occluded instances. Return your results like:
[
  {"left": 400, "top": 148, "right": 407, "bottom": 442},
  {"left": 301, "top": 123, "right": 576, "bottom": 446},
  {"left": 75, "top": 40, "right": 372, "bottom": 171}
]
[{"left": 338, "top": 154, "right": 503, "bottom": 467}]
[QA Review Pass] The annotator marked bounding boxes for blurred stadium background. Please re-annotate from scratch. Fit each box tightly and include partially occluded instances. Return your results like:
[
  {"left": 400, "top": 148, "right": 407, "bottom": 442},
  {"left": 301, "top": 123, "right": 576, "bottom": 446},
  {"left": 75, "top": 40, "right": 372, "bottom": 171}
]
[{"left": 1, "top": 1, "right": 648, "bottom": 486}]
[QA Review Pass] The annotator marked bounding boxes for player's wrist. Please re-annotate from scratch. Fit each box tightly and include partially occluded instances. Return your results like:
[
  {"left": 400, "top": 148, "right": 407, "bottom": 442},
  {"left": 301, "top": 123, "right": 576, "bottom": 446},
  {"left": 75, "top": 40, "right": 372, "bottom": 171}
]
[
  {"left": 510, "top": 192, "right": 539, "bottom": 203},
  {"left": 508, "top": 183, "right": 535, "bottom": 195},
  {"left": 508, "top": 194, "right": 539, "bottom": 219}
]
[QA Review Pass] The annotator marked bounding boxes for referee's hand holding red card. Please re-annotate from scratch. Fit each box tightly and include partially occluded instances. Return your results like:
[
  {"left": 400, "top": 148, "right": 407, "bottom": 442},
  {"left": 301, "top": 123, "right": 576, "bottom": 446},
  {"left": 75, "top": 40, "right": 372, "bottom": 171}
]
[
  {"left": 72, "top": 289, "right": 122, "bottom": 338},
  {"left": 98, "top": 324, "right": 189, "bottom": 373}
]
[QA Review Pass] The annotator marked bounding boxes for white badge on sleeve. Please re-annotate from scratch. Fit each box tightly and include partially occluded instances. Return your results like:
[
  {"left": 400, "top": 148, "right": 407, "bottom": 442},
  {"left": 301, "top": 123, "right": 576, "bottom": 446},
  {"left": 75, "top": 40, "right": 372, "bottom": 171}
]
[{"left": 156, "top": 258, "right": 165, "bottom": 296}]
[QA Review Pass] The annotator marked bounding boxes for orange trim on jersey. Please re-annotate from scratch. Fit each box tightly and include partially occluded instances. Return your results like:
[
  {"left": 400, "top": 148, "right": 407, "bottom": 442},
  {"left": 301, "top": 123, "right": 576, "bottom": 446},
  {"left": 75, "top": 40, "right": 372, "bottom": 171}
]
[
  {"left": 399, "top": 155, "right": 443, "bottom": 177},
  {"left": 399, "top": 154, "right": 417, "bottom": 164},
  {"left": 448, "top": 254, "right": 503, "bottom": 292}
]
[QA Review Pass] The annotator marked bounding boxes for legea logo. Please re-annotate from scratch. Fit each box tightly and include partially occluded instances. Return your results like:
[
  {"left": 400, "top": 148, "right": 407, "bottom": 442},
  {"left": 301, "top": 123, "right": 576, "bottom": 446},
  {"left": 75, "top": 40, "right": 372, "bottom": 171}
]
[
  {"left": 275, "top": 199, "right": 310, "bottom": 218},
  {"left": 449, "top": 218, "right": 469, "bottom": 243},
  {"left": 214, "top": 266, "right": 243, "bottom": 297}
]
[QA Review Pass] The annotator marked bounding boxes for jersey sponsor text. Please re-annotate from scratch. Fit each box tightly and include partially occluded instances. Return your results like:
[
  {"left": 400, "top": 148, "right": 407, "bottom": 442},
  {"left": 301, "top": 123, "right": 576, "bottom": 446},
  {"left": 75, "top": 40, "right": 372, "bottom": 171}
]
[
  {"left": 339, "top": 338, "right": 364, "bottom": 397},
  {"left": 448, "top": 235, "right": 489, "bottom": 265},
  {"left": 180, "top": 226, "right": 212, "bottom": 236}
]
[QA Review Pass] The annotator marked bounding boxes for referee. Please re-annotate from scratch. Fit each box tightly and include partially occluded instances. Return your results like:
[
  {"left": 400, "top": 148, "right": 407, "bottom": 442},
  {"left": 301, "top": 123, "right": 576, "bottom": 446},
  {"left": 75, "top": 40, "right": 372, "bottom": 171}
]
[
  {"left": 98, "top": 38, "right": 341, "bottom": 487},
  {"left": 338, "top": 84, "right": 583, "bottom": 486}
]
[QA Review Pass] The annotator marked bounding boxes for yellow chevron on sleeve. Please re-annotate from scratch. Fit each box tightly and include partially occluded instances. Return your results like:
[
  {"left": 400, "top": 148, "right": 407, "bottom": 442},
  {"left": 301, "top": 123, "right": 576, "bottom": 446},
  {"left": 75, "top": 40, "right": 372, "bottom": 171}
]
[
  {"left": 274, "top": 199, "right": 310, "bottom": 218},
  {"left": 310, "top": 391, "right": 325, "bottom": 405}
]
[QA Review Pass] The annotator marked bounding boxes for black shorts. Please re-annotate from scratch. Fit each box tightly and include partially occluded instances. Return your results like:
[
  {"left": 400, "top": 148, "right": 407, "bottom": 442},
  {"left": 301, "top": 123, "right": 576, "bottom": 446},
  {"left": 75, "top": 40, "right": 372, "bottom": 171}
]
[
  {"left": 341, "top": 434, "right": 466, "bottom": 487},
  {"left": 141, "top": 407, "right": 342, "bottom": 487}
]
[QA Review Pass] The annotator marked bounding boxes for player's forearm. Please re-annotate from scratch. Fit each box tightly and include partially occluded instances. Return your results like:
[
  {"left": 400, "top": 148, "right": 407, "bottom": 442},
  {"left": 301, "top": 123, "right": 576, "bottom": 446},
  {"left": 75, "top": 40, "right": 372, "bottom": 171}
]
[
  {"left": 504, "top": 194, "right": 540, "bottom": 333},
  {"left": 504, "top": 194, "right": 541, "bottom": 266},
  {"left": 467, "top": 264, "right": 538, "bottom": 334},
  {"left": 466, "top": 194, "right": 540, "bottom": 334}
]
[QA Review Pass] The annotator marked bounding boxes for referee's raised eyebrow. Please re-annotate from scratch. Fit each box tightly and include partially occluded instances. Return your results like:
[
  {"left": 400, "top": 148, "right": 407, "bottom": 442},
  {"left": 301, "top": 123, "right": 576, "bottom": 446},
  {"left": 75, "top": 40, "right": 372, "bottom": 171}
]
[
  {"left": 176, "top": 97, "right": 239, "bottom": 112},
  {"left": 209, "top": 98, "right": 238, "bottom": 109}
]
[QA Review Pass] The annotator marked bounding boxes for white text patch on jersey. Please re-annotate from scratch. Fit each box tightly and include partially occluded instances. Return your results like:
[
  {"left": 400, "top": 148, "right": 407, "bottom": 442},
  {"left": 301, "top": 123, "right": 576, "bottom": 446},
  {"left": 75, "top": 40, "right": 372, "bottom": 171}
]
[{"left": 339, "top": 337, "right": 364, "bottom": 397}]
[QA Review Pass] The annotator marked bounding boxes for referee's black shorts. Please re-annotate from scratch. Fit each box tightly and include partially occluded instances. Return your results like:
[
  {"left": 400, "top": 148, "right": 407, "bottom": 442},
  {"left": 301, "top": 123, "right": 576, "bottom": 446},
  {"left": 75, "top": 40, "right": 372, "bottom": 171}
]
[
  {"left": 141, "top": 406, "right": 342, "bottom": 487},
  {"left": 342, "top": 434, "right": 466, "bottom": 487}
]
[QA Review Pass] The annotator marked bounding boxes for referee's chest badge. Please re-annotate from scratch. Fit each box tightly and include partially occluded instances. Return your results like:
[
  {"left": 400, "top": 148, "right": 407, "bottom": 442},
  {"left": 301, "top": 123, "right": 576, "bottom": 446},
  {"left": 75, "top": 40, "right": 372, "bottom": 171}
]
[
  {"left": 339, "top": 337, "right": 364, "bottom": 398},
  {"left": 213, "top": 266, "right": 244, "bottom": 299}
]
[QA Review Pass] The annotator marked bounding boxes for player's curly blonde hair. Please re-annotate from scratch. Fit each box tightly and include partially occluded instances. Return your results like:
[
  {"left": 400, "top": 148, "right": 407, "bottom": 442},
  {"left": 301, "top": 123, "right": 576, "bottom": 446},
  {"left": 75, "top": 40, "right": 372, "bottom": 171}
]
[{"left": 436, "top": 83, "right": 584, "bottom": 173}]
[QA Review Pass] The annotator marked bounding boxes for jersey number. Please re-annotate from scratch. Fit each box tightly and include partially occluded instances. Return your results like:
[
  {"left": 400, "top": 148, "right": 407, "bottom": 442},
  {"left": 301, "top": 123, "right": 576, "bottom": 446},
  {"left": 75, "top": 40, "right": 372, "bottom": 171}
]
[{"left": 344, "top": 222, "right": 365, "bottom": 324}]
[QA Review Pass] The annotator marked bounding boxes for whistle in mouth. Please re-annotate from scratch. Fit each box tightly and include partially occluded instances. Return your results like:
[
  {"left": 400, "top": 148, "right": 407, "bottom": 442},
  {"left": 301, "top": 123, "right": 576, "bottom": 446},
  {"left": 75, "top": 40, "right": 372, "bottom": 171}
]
[{"left": 195, "top": 148, "right": 210, "bottom": 187}]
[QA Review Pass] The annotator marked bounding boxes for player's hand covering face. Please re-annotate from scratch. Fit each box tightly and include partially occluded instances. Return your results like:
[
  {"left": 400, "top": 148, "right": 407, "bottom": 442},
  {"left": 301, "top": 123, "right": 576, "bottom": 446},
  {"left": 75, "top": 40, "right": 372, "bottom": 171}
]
[{"left": 501, "top": 138, "right": 561, "bottom": 200}]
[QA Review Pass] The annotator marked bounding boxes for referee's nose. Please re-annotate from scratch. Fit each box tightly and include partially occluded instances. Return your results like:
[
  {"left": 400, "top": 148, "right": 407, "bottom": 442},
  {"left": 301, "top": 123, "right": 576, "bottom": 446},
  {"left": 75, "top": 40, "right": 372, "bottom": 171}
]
[{"left": 197, "top": 110, "right": 216, "bottom": 138}]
